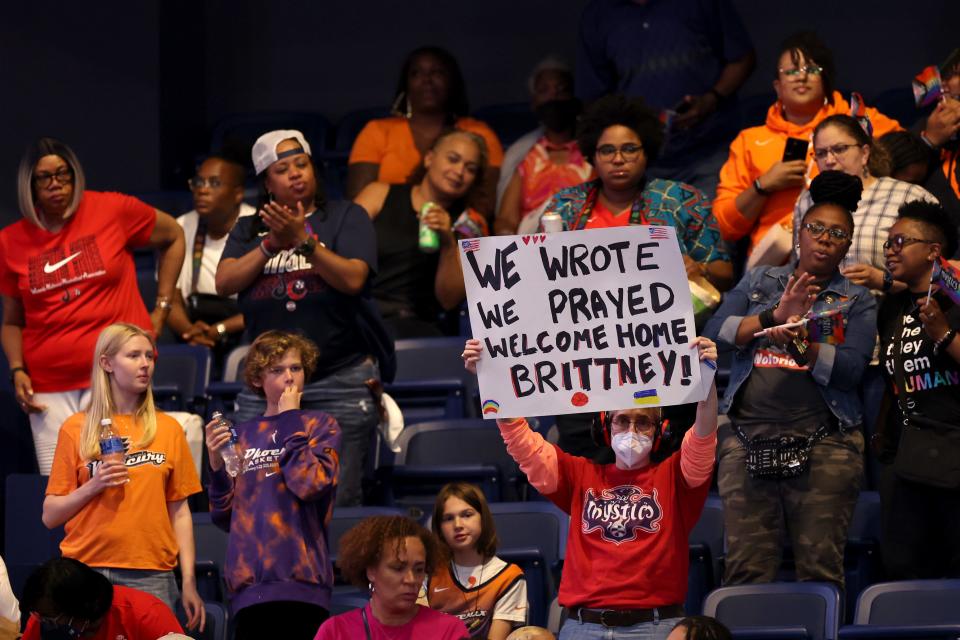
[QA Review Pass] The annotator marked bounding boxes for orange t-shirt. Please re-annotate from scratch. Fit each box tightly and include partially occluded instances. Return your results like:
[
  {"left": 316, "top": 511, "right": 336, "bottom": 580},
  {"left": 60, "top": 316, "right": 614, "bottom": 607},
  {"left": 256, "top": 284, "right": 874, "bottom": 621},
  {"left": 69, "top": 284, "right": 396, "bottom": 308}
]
[
  {"left": 47, "top": 412, "right": 201, "bottom": 571},
  {"left": 348, "top": 116, "right": 504, "bottom": 183}
]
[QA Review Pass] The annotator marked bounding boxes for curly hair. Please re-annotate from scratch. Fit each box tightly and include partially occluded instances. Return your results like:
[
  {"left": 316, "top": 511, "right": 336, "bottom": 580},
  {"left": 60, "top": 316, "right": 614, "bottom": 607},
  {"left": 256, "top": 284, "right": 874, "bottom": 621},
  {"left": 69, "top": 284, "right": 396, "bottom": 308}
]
[
  {"left": 337, "top": 515, "right": 440, "bottom": 589},
  {"left": 576, "top": 94, "right": 664, "bottom": 165},
  {"left": 431, "top": 482, "right": 498, "bottom": 561},
  {"left": 243, "top": 330, "right": 320, "bottom": 396},
  {"left": 671, "top": 616, "right": 732, "bottom": 640},
  {"left": 777, "top": 31, "right": 836, "bottom": 105},
  {"left": 897, "top": 200, "right": 959, "bottom": 258}
]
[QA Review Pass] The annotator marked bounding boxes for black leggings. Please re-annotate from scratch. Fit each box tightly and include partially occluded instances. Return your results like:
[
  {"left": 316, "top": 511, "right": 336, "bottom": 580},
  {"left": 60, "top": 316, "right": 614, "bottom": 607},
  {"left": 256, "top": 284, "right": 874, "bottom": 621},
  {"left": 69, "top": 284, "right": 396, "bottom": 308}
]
[{"left": 234, "top": 601, "right": 329, "bottom": 640}]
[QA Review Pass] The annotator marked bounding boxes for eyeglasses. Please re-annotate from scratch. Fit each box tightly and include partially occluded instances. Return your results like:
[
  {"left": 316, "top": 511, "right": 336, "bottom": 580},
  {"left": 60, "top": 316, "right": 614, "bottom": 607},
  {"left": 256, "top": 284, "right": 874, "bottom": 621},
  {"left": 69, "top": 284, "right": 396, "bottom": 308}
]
[
  {"left": 32, "top": 168, "right": 73, "bottom": 188},
  {"left": 802, "top": 222, "right": 852, "bottom": 243},
  {"left": 779, "top": 65, "right": 823, "bottom": 78},
  {"left": 882, "top": 235, "right": 938, "bottom": 253},
  {"left": 34, "top": 612, "right": 99, "bottom": 637},
  {"left": 188, "top": 176, "right": 226, "bottom": 190},
  {"left": 596, "top": 143, "right": 643, "bottom": 161},
  {"left": 813, "top": 143, "right": 862, "bottom": 161},
  {"left": 611, "top": 415, "right": 659, "bottom": 431}
]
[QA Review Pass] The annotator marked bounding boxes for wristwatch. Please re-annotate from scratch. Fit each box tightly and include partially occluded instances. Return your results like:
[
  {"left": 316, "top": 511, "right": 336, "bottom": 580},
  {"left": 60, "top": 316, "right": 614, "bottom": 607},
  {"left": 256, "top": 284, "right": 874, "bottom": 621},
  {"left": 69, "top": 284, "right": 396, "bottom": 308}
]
[
  {"left": 295, "top": 236, "right": 317, "bottom": 257},
  {"left": 215, "top": 323, "right": 228, "bottom": 342}
]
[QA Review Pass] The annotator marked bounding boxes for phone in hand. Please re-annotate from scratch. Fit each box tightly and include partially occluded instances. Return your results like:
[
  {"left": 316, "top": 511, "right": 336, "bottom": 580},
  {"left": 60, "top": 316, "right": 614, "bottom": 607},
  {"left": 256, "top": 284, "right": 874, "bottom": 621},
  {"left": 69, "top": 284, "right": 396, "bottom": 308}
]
[{"left": 783, "top": 137, "right": 809, "bottom": 162}]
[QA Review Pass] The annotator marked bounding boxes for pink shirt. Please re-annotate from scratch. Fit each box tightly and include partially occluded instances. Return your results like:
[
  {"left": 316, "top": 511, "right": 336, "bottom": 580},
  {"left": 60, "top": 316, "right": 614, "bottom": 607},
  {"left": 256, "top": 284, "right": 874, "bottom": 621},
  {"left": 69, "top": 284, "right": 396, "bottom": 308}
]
[{"left": 315, "top": 604, "right": 468, "bottom": 640}]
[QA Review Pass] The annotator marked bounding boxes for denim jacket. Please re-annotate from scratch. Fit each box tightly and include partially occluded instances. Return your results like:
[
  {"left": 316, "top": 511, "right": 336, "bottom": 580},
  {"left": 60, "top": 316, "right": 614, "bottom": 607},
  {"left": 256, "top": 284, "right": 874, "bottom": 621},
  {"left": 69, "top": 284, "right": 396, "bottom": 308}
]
[{"left": 703, "top": 262, "right": 878, "bottom": 429}]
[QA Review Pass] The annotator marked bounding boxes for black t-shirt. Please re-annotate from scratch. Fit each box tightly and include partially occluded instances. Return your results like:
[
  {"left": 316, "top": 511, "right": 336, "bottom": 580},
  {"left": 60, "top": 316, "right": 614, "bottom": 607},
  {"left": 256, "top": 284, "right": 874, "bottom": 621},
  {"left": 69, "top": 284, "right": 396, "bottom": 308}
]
[
  {"left": 731, "top": 344, "right": 831, "bottom": 435},
  {"left": 879, "top": 290, "right": 960, "bottom": 430},
  {"left": 221, "top": 201, "right": 378, "bottom": 379},
  {"left": 371, "top": 184, "right": 441, "bottom": 323}
]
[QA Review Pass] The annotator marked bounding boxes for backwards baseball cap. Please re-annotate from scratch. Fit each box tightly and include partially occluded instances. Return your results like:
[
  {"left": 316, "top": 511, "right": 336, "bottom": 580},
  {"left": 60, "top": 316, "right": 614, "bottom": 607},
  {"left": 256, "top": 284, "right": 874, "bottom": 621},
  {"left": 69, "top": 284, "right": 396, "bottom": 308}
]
[{"left": 251, "top": 129, "right": 312, "bottom": 175}]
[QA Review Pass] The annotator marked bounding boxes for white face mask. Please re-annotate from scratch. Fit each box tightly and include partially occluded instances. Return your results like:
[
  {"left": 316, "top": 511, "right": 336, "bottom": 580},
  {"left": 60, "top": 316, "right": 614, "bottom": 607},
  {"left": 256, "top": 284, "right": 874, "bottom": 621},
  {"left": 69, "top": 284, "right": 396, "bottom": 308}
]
[{"left": 611, "top": 431, "right": 653, "bottom": 469}]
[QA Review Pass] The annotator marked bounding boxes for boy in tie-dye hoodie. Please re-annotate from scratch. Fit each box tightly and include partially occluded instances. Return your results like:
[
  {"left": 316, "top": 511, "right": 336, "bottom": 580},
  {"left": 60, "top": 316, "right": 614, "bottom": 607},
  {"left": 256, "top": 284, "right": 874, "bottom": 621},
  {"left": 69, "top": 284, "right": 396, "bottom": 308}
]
[{"left": 205, "top": 331, "right": 341, "bottom": 639}]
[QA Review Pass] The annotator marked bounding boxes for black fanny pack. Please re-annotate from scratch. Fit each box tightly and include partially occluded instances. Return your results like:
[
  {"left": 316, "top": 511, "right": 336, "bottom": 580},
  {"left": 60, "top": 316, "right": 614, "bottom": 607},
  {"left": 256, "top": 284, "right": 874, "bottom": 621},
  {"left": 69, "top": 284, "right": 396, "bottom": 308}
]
[
  {"left": 186, "top": 292, "right": 239, "bottom": 325},
  {"left": 733, "top": 422, "right": 833, "bottom": 479}
]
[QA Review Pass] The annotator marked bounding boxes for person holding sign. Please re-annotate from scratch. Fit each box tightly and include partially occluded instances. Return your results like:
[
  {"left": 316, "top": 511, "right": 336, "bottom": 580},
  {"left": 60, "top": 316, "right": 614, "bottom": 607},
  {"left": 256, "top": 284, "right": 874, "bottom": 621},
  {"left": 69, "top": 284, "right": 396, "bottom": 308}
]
[
  {"left": 462, "top": 335, "right": 719, "bottom": 640},
  {"left": 542, "top": 94, "right": 732, "bottom": 293},
  {"left": 355, "top": 129, "right": 490, "bottom": 338},
  {"left": 704, "top": 171, "right": 877, "bottom": 589},
  {"left": 875, "top": 200, "right": 960, "bottom": 579}
]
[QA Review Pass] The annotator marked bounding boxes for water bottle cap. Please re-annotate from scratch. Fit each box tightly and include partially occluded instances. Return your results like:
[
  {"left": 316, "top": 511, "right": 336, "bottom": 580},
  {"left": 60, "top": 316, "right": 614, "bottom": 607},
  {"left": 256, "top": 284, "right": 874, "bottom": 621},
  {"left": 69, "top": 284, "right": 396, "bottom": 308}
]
[
  {"left": 212, "top": 411, "right": 223, "bottom": 419},
  {"left": 100, "top": 418, "right": 112, "bottom": 426}
]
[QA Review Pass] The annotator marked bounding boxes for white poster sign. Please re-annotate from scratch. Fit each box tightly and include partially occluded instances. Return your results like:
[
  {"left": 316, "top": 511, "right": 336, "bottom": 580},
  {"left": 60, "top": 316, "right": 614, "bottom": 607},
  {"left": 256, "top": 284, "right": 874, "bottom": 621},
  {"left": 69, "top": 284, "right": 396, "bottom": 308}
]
[{"left": 460, "top": 226, "right": 708, "bottom": 419}]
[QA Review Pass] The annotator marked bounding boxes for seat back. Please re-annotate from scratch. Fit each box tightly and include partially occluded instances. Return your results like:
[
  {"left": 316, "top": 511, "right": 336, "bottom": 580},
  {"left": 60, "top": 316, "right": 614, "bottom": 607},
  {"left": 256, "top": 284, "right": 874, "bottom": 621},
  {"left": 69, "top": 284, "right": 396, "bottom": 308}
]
[
  {"left": 192, "top": 512, "right": 229, "bottom": 570},
  {"left": 488, "top": 502, "right": 568, "bottom": 570},
  {"left": 704, "top": 582, "right": 842, "bottom": 640},
  {"left": 471, "top": 103, "right": 539, "bottom": 147},
  {"left": 687, "top": 494, "right": 724, "bottom": 613},
  {"left": 854, "top": 580, "right": 960, "bottom": 625},
  {"left": 498, "top": 546, "right": 552, "bottom": 628},
  {"left": 394, "top": 420, "right": 513, "bottom": 468},
  {"left": 222, "top": 345, "right": 251, "bottom": 383},
  {"left": 329, "top": 590, "right": 371, "bottom": 616},
  {"left": 328, "top": 506, "right": 407, "bottom": 563},
  {"left": 4, "top": 474, "right": 64, "bottom": 597},
  {"left": 389, "top": 337, "right": 479, "bottom": 421},
  {"left": 154, "top": 344, "right": 212, "bottom": 411},
  {"left": 177, "top": 600, "right": 228, "bottom": 640}
]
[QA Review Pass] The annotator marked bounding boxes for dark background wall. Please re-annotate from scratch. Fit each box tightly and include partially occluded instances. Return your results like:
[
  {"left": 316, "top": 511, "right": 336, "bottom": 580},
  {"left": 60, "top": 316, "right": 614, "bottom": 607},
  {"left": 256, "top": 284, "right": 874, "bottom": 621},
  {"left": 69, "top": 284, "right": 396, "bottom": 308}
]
[{"left": 0, "top": 0, "right": 955, "bottom": 224}]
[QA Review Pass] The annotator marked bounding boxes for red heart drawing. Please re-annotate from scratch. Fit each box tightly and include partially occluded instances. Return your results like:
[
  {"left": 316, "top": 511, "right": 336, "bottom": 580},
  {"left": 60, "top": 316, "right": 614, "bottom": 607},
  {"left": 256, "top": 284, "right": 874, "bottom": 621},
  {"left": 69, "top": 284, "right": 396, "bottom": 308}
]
[
  {"left": 522, "top": 236, "right": 531, "bottom": 245},
  {"left": 540, "top": 234, "right": 547, "bottom": 242}
]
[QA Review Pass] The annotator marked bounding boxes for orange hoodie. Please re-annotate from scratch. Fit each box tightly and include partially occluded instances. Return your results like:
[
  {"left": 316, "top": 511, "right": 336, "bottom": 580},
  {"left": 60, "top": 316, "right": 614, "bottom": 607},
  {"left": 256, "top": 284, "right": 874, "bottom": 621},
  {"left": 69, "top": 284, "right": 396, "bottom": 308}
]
[{"left": 714, "top": 91, "right": 901, "bottom": 252}]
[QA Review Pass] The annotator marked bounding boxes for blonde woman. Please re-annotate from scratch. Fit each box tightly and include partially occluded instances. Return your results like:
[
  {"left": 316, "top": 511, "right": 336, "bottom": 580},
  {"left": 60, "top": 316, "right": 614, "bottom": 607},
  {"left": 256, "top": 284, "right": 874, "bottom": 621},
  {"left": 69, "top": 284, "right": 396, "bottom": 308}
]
[{"left": 41, "top": 323, "right": 205, "bottom": 630}]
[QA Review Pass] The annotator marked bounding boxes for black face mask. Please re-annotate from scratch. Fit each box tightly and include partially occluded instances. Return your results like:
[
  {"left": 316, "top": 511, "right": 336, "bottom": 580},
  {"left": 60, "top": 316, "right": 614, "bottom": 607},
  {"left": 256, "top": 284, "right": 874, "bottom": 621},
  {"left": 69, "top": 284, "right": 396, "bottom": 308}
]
[
  {"left": 39, "top": 623, "right": 82, "bottom": 640},
  {"left": 534, "top": 98, "right": 581, "bottom": 134}
]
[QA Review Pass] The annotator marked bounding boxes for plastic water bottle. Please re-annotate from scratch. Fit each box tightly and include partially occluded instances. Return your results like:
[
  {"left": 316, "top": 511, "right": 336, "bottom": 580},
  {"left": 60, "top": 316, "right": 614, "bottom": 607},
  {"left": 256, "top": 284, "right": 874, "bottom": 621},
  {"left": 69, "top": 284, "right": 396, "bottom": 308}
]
[
  {"left": 212, "top": 411, "right": 241, "bottom": 477},
  {"left": 99, "top": 418, "right": 125, "bottom": 465}
]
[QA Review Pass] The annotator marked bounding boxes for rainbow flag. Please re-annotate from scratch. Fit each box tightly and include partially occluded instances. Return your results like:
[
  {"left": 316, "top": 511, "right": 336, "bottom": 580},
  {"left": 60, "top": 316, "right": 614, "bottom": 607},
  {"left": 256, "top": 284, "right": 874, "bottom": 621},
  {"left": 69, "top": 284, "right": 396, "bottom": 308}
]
[
  {"left": 849, "top": 92, "right": 873, "bottom": 137},
  {"left": 481, "top": 399, "right": 500, "bottom": 415},
  {"left": 633, "top": 389, "right": 660, "bottom": 406},
  {"left": 913, "top": 65, "right": 943, "bottom": 107},
  {"left": 932, "top": 256, "right": 960, "bottom": 306},
  {"left": 807, "top": 310, "right": 846, "bottom": 345}
]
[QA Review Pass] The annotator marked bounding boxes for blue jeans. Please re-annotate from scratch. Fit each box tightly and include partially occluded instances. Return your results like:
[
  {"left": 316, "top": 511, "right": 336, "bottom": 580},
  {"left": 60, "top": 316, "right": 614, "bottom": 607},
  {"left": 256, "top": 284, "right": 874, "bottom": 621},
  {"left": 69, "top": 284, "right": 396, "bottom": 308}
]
[
  {"left": 559, "top": 617, "right": 683, "bottom": 640},
  {"left": 235, "top": 358, "right": 379, "bottom": 506},
  {"left": 93, "top": 567, "right": 179, "bottom": 612}
]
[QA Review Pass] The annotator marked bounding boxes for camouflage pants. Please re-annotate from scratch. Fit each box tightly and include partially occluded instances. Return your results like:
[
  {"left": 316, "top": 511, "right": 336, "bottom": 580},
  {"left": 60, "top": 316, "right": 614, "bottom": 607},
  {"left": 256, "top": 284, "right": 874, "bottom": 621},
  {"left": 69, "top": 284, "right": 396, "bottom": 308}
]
[{"left": 717, "top": 426, "right": 864, "bottom": 587}]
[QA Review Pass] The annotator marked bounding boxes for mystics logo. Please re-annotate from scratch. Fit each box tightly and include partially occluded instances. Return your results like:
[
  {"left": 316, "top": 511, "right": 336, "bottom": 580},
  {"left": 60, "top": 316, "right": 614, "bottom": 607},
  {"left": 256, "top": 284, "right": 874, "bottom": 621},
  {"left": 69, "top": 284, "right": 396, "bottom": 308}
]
[{"left": 581, "top": 485, "right": 662, "bottom": 545}]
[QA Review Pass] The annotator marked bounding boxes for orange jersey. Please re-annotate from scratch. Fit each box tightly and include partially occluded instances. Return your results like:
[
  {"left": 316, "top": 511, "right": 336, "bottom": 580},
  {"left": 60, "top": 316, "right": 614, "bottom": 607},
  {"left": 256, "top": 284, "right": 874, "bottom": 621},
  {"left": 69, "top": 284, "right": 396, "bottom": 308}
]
[
  {"left": 47, "top": 412, "right": 201, "bottom": 570},
  {"left": 349, "top": 116, "right": 504, "bottom": 184},
  {"left": 714, "top": 92, "right": 901, "bottom": 253}
]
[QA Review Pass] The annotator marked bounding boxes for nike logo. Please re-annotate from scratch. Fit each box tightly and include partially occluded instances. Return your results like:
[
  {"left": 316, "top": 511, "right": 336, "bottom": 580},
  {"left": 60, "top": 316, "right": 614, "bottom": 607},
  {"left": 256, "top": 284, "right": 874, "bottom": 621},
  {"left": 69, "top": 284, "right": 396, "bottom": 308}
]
[
  {"left": 265, "top": 471, "right": 279, "bottom": 477},
  {"left": 754, "top": 139, "right": 773, "bottom": 146},
  {"left": 433, "top": 587, "right": 449, "bottom": 592},
  {"left": 43, "top": 251, "right": 82, "bottom": 274}
]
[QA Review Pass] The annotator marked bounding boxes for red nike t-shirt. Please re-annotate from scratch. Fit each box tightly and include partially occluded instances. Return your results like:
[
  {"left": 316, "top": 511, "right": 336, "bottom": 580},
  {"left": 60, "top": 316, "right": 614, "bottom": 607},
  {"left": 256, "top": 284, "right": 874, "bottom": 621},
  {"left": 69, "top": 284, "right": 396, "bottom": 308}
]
[{"left": 0, "top": 191, "right": 155, "bottom": 392}]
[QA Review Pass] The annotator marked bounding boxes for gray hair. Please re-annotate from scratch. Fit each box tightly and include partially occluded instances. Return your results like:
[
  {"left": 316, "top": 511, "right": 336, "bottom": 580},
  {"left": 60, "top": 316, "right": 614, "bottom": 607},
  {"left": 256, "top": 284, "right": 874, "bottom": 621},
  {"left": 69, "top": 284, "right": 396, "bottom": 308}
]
[
  {"left": 527, "top": 56, "right": 573, "bottom": 96},
  {"left": 17, "top": 137, "right": 86, "bottom": 229}
]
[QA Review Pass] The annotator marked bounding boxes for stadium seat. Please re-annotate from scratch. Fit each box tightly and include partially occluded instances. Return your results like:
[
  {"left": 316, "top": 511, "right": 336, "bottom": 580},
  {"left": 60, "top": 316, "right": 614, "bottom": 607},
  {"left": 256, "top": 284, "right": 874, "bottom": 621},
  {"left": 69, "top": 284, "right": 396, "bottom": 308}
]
[
  {"left": 154, "top": 344, "right": 212, "bottom": 413},
  {"left": 329, "top": 590, "right": 370, "bottom": 616},
  {"left": 4, "top": 474, "right": 64, "bottom": 598},
  {"left": 703, "top": 582, "right": 842, "bottom": 640},
  {"left": 687, "top": 494, "right": 724, "bottom": 615},
  {"left": 192, "top": 512, "right": 229, "bottom": 574},
  {"left": 488, "top": 501, "right": 568, "bottom": 569},
  {"left": 176, "top": 600, "right": 228, "bottom": 640},
  {"left": 206, "top": 344, "right": 249, "bottom": 416},
  {"left": 380, "top": 419, "right": 523, "bottom": 507},
  {"left": 839, "top": 580, "right": 960, "bottom": 640},
  {"left": 499, "top": 546, "right": 551, "bottom": 628},
  {"left": 328, "top": 506, "right": 408, "bottom": 564},
  {"left": 386, "top": 337, "right": 480, "bottom": 422},
  {"left": 332, "top": 106, "right": 392, "bottom": 154},
  {"left": 471, "top": 103, "right": 539, "bottom": 148}
]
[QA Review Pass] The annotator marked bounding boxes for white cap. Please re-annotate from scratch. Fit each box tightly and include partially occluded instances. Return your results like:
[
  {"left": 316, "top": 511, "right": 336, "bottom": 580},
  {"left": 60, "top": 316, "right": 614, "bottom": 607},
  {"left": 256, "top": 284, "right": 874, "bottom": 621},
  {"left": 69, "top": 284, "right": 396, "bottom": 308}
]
[{"left": 251, "top": 129, "right": 312, "bottom": 175}]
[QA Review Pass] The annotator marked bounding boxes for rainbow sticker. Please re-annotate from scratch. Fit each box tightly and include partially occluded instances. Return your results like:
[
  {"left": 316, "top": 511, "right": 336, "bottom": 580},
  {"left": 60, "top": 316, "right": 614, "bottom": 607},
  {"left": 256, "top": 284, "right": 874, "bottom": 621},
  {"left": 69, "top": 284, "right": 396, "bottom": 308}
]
[
  {"left": 482, "top": 399, "right": 500, "bottom": 415},
  {"left": 633, "top": 389, "right": 660, "bottom": 405}
]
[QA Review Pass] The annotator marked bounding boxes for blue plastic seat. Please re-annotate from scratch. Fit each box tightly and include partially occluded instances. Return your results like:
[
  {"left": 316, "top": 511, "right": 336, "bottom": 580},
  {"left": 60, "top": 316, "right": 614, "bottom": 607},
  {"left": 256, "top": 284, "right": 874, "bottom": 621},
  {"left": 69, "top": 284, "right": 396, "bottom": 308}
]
[
  {"left": 386, "top": 337, "right": 479, "bottom": 422},
  {"left": 154, "top": 344, "right": 212, "bottom": 412},
  {"left": 499, "top": 546, "right": 551, "bottom": 628},
  {"left": 176, "top": 600, "right": 228, "bottom": 640},
  {"left": 381, "top": 419, "right": 523, "bottom": 506},
  {"left": 703, "top": 582, "right": 842, "bottom": 640},
  {"left": 328, "top": 506, "right": 408, "bottom": 564},
  {"left": 838, "top": 580, "right": 960, "bottom": 640},
  {"left": 329, "top": 590, "right": 371, "bottom": 616},
  {"left": 4, "top": 474, "right": 64, "bottom": 598},
  {"left": 687, "top": 494, "right": 724, "bottom": 615}
]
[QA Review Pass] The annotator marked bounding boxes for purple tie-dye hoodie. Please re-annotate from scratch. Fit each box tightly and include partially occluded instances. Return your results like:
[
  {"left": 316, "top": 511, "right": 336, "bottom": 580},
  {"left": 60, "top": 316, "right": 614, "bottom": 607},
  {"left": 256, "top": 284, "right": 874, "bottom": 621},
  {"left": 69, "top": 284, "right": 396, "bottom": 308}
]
[{"left": 208, "top": 409, "right": 341, "bottom": 614}]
